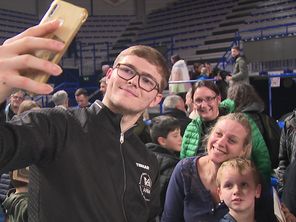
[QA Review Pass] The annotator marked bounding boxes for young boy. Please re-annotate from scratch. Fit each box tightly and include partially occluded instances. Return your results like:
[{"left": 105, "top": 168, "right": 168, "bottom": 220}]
[
  {"left": 146, "top": 115, "right": 181, "bottom": 214},
  {"left": 216, "top": 158, "right": 262, "bottom": 222}
]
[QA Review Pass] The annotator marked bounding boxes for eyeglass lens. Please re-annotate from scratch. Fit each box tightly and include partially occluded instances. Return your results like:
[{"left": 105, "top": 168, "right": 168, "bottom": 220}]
[{"left": 117, "top": 64, "right": 158, "bottom": 92}]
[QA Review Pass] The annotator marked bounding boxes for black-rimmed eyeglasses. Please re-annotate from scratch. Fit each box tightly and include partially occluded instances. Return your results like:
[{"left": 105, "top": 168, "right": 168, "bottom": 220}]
[
  {"left": 115, "top": 63, "right": 160, "bottom": 92},
  {"left": 193, "top": 95, "right": 217, "bottom": 105}
]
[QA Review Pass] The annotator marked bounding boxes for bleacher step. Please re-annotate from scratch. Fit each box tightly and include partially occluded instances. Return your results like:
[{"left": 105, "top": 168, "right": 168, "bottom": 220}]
[{"left": 196, "top": 47, "right": 229, "bottom": 55}]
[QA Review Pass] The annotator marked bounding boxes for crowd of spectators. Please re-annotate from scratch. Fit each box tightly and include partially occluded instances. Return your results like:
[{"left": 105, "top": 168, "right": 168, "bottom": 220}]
[{"left": 1, "top": 20, "right": 296, "bottom": 222}]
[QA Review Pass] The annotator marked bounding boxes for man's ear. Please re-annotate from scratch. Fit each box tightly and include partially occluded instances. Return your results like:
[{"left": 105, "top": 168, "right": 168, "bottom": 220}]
[
  {"left": 105, "top": 68, "right": 113, "bottom": 84},
  {"left": 148, "top": 93, "right": 163, "bottom": 108}
]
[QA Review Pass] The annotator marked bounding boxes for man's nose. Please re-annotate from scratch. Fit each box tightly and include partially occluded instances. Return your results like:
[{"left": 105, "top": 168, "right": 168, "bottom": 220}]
[{"left": 127, "top": 74, "right": 139, "bottom": 86}]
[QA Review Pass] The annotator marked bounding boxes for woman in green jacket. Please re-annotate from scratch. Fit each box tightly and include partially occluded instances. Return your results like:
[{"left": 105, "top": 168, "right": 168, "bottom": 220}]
[{"left": 180, "top": 80, "right": 271, "bottom": 181}]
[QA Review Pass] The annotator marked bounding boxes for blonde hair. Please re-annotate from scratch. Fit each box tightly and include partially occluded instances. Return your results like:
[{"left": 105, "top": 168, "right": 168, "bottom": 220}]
[
  {"left": 206, "top": 113, "right": 252, "bottom": 157},
  {"left": 216, "top": 157, "right": 260, "bottom": 187}
]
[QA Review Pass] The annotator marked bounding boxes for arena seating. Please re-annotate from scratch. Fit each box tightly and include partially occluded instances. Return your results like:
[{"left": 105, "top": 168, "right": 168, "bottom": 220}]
[{"left": 0, "top": 8, "right": 38, "bottom": 43}]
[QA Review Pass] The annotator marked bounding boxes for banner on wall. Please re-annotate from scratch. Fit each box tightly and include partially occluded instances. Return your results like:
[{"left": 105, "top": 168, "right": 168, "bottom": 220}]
[{"left": 103, "top": 0, "right": 127, "bottom": 6}]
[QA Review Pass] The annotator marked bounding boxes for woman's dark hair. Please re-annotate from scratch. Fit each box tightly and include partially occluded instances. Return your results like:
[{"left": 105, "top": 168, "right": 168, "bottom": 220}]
[
  {"left": 227, "top": 82, "right": 264, "bottom": 112},
  {"left": 191, "top": 80, "right": 220, "bottom": 100},
  {"left": 170, "top": 54, "right": 181, "bottom": 64}
]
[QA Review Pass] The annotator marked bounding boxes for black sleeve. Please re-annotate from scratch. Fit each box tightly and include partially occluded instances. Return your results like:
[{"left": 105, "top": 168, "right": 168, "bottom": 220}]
[
  {"left": 282, "top": 161, "right": 296, "bottom": 215},
  {"left": 0, "top": 108, "right": 71, "bottom": 173},
  {"left": 0, "top": 102, "right": 7, "bottom": 124}
]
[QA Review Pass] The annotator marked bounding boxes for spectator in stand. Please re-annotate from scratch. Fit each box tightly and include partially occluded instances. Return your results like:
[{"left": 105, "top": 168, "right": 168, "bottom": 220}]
[
  {"left": 2, "top": 100, "right": 40, "bottom": 222},
  {"left": 204, "top": 62, "right": 212, "bottom": 76},
  {"left": 163, "top": 113, "right": 276, "bottom": 222},
  {"left": 181, "top": 80, "right": 232, "bottom": 156},
  {"left": 0, "top": 90, "right": 26, "bottom": 220},
  {"left": 169, "top": 54, "right": 191, "bottom": 100},
  {"left": 17, "top": 100, "right": 40, "bottom": 114},
  {"left": 162, "top": 94, "right": 191, "bottom": 136},
  {"left": 226, "top": 82, "right": 280, "bottom": 222},
  {"left": 101, "top": 64, "right": 110, "bottom": 77},
  {"left": 191, "top": 63, "right": 203, "bottom": 80},
  {"left": 214, "top": 68, "right": 231, "bottom": 101},
  {"left": 99, "top": 76, "right": 107, "bottom": 99},
  {"left": 276, "top": 109, "right": 296, "bottom": 193},
  {"left": 162, "top": 113, "right": 275, "bottom": 221},
  {"left": 196, "top": 67, "right": 210, "bottom": 80},
  {"left": 0, "top": 20, "right": 170, "bottom": 221},
  {"left": 92, "top": 76, "right": 108, "bottom": 102},
  {"left": 226, "top": 46, "right": 249, "bottom": 84},
  {"left": 185, "top": 88, "right": 199, "bottom": 120},
  {"left": 5, "top": 90, "right": 26, "bottom": 121},
  {"left": 282, "top": 158, "right": 296, "bottom": 219},
  {"left": 180, "top": 80, "right": 271, "bottom": 183},
  {"left": 2, "top": 168, "right": 29, "bottom": 222},
  {"left": 227, "top": 82, "right": 281, "bottom": 169},
  {"left": 75, "top": 88, "right": 90, "bottom": 108},
  {"left": 217, "top": 158, "right": 262, "bottom": 222},
  {"left": 52, "top": 90, "right": 69, "bottom": 109},
  {"left": 146, "top": 116, "right": 181, "bottom": 218}
]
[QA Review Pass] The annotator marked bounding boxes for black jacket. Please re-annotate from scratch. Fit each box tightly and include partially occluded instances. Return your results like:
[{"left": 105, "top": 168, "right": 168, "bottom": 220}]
[
  {"left": 0, "top": 101, "right": 160, "bottom": 222},
  {"left": 277, "top": 110, "right": 296, "bottom": 189},
  {"left": 282, "top": 159, "right": 296, "bottom": 216},
  {"left": 145, "top": 143, "right": 179, "bottom": 213}
]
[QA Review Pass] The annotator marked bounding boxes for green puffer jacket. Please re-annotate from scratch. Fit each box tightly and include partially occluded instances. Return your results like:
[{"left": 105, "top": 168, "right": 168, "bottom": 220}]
[
  {"left": 181, "top": 99, "right": 235, "bottom": 158},
  {"left": 180, "top": 99, "right": 271, "bottom": 181}
]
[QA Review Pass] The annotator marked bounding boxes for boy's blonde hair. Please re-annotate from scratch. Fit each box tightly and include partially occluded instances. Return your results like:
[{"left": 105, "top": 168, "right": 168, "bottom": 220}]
[{"left": 216, "top": 157, "right": 261, "bottom": 187}]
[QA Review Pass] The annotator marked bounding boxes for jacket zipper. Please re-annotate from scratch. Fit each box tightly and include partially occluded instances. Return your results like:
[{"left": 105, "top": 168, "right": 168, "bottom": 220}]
[{"left": 120, "top": 132, "right": 128, "bottom": 222}]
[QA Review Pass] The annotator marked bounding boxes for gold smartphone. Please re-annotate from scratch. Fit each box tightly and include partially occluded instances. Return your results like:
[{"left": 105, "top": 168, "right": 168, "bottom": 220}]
[{"left": 24, "top": 0, "right": 88, "bottom": 84}]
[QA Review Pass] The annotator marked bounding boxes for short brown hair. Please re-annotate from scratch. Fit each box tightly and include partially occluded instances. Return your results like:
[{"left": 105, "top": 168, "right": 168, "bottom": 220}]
[
  {"left": 231, "top": 46, "right": 240, "bottom": 51},
  {"left": 75, "top": 88, "right": 88, "bottom": 97},
  {"left": 113, "top": 45, "right": 169, "bottom": 92}
]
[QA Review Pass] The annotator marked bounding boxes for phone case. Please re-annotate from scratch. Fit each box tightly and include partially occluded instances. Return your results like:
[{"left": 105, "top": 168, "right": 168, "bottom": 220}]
[{"left": 23, "top": 0, "right": 88, "bottom": 84}]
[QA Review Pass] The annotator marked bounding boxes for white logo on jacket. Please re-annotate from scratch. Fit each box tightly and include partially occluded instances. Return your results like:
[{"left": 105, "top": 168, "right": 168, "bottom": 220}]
[
  {"left": 136, "top": 162, "right": 150, "bottom": 170},
  {"left": 139, "top": 173, "right": 152, "bottom": 201}
]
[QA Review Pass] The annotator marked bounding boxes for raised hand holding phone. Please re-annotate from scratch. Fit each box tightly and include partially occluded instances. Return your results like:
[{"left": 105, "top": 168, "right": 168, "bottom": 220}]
[
  {"left": 0, "top": 20, "right": 64, "bottom": 103},
  {"left": 21, "top": 0, "right": 88, "bottom": 84},
  {"left": 0, "top": 0, "right": 88, "bottom": 103}
]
